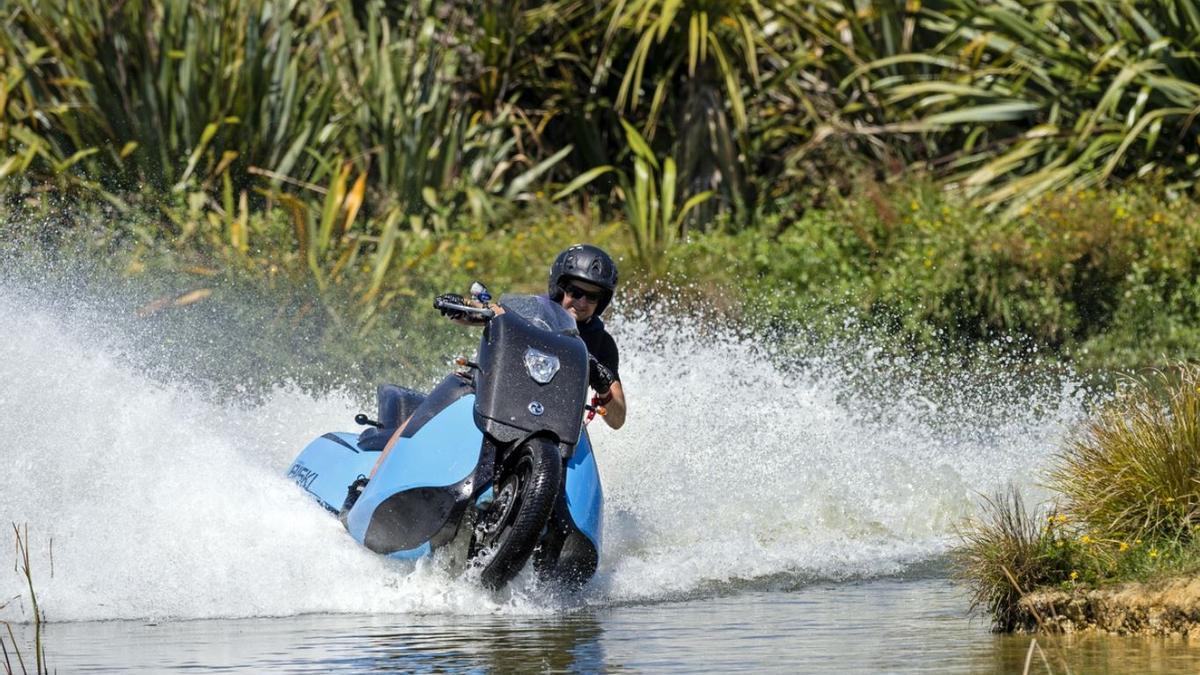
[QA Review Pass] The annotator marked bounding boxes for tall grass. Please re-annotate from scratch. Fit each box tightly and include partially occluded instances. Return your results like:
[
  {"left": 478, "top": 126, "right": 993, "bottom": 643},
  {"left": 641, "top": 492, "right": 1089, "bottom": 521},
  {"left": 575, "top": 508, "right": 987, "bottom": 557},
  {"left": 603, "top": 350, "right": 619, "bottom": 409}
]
[
  {"left": 1, "top": 0, "right": 581, "bottom": 321},
  {"left": 9, "top": 0, "right": 1200, "bottom": 266},
  {"left": 811, "top": 0, "right": 1200, "bottom": 214},
  {"left": 0, "top": 0, "right": 574, "bottom": 206},
  {"left": 1050, "top": 365, "right": 1200, "bottom": 542},
  {"left": 953, "top": 487, "right": 1073, "bottom": 633}
]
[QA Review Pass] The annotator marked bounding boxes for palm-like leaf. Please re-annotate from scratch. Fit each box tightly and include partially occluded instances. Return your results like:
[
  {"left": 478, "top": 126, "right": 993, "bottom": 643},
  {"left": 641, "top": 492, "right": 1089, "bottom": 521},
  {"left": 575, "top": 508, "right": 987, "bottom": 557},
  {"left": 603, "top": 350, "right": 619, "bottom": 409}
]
[{"left": 854, "top": 0, "right": 1200, "bottom": 214}]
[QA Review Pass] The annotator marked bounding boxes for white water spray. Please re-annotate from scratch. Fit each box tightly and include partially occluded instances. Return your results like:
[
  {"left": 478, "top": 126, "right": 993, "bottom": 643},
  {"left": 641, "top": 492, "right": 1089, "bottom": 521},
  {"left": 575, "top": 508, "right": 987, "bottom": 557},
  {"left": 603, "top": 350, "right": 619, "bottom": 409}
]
[{"left": 0, "top": 284, "right": 1085, "bottom": 622}]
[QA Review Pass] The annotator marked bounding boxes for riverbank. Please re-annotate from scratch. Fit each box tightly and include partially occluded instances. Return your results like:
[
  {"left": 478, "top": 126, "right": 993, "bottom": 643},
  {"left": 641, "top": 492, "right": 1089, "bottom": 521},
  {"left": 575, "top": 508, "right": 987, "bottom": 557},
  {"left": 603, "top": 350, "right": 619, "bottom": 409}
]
[
  {"left": 956, "top": 365, "right": 1200, "bottom": 634},
  {"left": 1021, "top": 577, "right": 1200, "bottom": 637}
]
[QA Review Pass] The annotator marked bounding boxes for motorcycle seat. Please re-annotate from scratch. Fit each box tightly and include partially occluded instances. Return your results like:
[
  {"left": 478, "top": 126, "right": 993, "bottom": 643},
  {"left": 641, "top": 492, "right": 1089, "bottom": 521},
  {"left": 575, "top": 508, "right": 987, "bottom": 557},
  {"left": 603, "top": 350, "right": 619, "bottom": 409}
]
[{"left": 357, "top": 384, "right": 427, "bottom": 450}]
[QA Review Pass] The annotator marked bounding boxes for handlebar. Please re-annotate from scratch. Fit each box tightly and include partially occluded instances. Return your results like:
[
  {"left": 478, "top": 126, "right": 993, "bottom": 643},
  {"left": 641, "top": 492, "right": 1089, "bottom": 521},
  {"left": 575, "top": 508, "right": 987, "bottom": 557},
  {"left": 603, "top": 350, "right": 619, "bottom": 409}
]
[{"left": 434, "top": 298, "right": 496, "bottom": 320}]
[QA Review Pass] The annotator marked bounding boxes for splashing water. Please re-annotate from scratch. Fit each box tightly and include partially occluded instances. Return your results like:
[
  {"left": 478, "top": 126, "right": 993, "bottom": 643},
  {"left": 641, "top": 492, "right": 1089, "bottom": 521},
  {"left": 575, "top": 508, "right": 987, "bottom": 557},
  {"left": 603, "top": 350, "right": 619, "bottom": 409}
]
[{"left": 0, "top": 281, "right": 1086, "bottom": 623}]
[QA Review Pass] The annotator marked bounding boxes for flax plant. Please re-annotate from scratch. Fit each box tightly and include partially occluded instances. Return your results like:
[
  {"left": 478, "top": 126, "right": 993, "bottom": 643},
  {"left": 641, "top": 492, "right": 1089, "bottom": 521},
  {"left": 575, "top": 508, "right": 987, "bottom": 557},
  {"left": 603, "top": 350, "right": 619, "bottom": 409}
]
[
  {"left": 852, "top": 0, "right": 1200, "bottom": 215},
  {"left": 554, "top": 119, "right": 712, "bottom": 276},
  {"left": 1050, "top": 365, "right": 1200, "bottom": 542},
  {"left": 0, "top": 0, "right": 340, "bottom": 194},
  {"left": 592, "top": 0, "right": 791, "bottom": 221}
]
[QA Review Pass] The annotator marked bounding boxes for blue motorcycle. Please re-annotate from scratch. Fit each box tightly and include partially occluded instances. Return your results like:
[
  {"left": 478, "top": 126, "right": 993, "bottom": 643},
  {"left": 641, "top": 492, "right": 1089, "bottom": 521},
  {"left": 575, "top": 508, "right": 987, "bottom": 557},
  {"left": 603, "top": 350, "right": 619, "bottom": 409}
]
[{"left": 287, "top": 293, "right": 604, "bottom": 589}]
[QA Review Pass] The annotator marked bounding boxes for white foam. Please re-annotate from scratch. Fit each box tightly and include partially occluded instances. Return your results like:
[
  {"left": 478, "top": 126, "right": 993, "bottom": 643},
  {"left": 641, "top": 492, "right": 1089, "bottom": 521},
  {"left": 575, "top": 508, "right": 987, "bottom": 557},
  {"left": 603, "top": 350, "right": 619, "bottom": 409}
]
[{"left": 0, "top": 287, "right": 1084, "bottom": 622}]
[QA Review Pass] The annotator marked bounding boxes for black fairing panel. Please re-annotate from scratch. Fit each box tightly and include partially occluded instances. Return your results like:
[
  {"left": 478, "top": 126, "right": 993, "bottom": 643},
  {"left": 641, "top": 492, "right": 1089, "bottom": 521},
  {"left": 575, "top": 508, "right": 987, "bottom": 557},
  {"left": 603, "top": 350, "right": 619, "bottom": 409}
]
[
  {"left": 534, "top": 490, "right": 599, "bottom": 587},
  {"left": 363, "top": 484, "right": 461, "bottom": 554},
  {"left": 474, "top": 311, "right": 588, "bottom": 446}
]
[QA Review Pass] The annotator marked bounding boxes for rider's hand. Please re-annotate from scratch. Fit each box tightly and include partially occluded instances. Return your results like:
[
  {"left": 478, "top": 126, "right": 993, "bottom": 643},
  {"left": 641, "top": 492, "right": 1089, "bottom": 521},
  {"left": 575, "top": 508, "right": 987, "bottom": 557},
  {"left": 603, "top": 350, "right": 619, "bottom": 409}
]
[
  {"left": 435, "top": 293, "right": 468, "bottom": 319},
  {"left": 588, "top": 354, "right": 614, "bottom": 396}
]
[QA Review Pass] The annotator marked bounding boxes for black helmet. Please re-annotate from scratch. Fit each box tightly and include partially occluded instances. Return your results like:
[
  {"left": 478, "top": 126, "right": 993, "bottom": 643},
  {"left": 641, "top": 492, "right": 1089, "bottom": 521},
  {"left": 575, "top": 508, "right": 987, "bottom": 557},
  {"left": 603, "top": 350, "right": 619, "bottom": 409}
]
[{"left": 548, "top": 244, "right": 619, "bottom": 315}]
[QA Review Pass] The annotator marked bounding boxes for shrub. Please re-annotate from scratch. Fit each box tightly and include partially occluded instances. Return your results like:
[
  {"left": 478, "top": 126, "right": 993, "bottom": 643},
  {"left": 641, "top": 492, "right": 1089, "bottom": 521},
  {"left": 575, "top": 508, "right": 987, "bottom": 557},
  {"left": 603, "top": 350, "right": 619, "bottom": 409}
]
[{"left": 665, "top": 178, "right": 1200, "bottom": 372}]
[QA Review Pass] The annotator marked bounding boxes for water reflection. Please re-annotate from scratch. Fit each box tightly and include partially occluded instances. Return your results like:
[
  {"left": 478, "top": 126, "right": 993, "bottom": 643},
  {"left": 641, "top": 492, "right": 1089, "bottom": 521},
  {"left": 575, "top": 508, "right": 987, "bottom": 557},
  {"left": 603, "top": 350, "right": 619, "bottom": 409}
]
[
  {"left": 28, "top": 578, "right": 1200, "bottom": 673},
  {"left": 359, "top": 614, "right": 611, "bottom": 673},
  {"left": 983, "top": 632, "right": 1200, "bottom": 674}
]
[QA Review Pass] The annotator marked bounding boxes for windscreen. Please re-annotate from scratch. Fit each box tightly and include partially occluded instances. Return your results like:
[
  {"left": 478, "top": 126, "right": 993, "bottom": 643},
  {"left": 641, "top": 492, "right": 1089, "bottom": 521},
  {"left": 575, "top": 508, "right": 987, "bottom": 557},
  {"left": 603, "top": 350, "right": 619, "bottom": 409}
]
[{"left": 498, "top": 294, "right": 579, "bottom": 336}]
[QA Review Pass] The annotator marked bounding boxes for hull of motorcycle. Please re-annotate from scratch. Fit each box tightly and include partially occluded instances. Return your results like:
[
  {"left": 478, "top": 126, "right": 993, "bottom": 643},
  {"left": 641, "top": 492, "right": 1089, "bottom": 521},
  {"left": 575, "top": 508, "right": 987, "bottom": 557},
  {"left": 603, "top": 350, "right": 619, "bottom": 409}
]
[{"left": 286, "top": 394, "right": 603, "bottom": 566}]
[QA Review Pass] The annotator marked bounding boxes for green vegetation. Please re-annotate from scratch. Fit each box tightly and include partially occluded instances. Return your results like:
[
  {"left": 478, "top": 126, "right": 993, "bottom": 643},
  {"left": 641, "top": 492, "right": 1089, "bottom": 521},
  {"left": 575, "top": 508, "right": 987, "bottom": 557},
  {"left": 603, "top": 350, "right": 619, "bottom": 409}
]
[
  {"left": 956, "top": 365, "right": 1200, "bottom": 631},
  {"left": 4, "top": 0, "right": 1200, "bottom": 636},
  {"left": 953, "top": 488, "right": 1076, "bottom": 633},
  {"left": 1053, "top": 367, "right": 1200, "bottom": 541},
  {"left": 3, "top": 0, "right": 1200, "bottom": 375},
  {"left": 667, "top": 179, "right": 1200, "bottom": 372}
]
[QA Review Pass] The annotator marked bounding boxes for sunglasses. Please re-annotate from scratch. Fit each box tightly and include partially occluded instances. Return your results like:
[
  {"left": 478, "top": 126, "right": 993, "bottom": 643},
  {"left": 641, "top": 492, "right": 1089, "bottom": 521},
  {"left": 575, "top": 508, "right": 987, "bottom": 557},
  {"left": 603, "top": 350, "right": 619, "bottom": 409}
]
[{"left": 560, "top": 282, "right": 604, "bottom": 303}]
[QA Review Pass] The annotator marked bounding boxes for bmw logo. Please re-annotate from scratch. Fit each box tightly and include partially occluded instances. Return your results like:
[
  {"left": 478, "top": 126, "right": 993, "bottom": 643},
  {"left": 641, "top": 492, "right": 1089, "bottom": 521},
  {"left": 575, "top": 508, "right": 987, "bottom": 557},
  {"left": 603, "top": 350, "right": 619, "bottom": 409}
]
[{"left": 528, "top": 401, "right": 545, "bottom": 416}]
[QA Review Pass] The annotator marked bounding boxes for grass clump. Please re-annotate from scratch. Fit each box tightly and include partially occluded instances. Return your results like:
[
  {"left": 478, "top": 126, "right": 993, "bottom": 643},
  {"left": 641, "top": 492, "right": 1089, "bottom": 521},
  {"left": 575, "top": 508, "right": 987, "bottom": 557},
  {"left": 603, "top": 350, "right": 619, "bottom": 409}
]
[
  {"left": 1051, "top": 366, "right": 1200, "bottom": 543},
  {"left": 956, "top": 365, "right": 1200, "bottom": 631},
  {"left": 953, "top": 487, "right": 1076, "bottom": 633}
]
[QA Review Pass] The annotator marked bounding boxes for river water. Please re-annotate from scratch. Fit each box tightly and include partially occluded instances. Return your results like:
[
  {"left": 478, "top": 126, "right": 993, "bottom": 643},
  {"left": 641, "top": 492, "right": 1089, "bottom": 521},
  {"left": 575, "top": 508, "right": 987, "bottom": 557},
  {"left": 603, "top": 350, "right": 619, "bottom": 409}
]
[{"left": 3, "top": 280, "right": 1199, "bottom": 672}]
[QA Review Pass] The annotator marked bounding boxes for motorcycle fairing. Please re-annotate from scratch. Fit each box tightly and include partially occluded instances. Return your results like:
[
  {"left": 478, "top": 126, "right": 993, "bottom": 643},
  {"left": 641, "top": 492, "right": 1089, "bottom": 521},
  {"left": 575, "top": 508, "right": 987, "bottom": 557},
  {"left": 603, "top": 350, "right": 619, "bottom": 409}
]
[
  {"left": 474, "top": 306, "right": 589, "bottom": 446},
  {"left": 564, "top": 429, "right": 603, "bottom": 551},
  {"left": 287, "top": 376, "right": 604, "bottom": 578},
  {"left": 345, "top": 395, "right": 484, "bottom": 556},
  {"left": 287, "top": 432, "right": 380, "bottom": 513}
]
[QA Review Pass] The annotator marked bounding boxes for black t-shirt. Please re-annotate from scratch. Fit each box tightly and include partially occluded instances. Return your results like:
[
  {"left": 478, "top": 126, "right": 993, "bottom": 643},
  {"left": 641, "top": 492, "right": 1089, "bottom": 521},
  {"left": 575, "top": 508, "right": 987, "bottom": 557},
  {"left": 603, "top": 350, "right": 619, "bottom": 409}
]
[{"left": 578, "top": 316, "right": 620, "bottom": 382}]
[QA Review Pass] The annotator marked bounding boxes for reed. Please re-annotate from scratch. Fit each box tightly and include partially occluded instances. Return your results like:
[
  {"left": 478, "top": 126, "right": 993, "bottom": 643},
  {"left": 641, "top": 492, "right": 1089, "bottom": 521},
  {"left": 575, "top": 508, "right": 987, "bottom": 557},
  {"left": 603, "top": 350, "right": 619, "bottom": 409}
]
[{"left": 1, "top": 524, "right": 48, "bottom": 675}]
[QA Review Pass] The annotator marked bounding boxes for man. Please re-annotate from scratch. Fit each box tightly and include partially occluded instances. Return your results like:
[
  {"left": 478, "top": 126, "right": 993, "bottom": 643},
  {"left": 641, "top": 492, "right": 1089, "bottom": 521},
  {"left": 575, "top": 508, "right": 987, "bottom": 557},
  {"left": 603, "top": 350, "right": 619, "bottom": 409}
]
[
  {"left": 543, "top": 244, "right": 626, "bottom": 430},
  {"left": 437, "top": 243, "right": 626, "bottom": 429}
]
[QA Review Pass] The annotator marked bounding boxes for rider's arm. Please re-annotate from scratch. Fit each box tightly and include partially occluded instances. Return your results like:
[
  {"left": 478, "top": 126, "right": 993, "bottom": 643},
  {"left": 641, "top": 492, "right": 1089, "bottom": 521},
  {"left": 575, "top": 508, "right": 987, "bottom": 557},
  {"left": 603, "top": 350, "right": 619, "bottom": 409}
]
[{"left": 598, "top": 380, "right": 626, "bottom": 429}]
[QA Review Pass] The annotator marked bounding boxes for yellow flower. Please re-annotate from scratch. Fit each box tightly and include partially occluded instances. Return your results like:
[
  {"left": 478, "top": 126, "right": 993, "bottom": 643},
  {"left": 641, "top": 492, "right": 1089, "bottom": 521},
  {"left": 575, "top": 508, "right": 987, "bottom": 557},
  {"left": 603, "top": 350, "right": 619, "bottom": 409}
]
[
  {"left": 1081, "top": 534, "right": 1092, "bottom": 544},
  {"left": 910, "top": 200, "right": 919, "bottom": 211},
  {"left": 1070, "top": 570, "right": 1078, "bottom": 581},
  {"left": 1119, "top": 542, "right": 1130, "bottom": 552},
  {"left": 1149, "top": 548, "right": 1159, "bottom": 558}
]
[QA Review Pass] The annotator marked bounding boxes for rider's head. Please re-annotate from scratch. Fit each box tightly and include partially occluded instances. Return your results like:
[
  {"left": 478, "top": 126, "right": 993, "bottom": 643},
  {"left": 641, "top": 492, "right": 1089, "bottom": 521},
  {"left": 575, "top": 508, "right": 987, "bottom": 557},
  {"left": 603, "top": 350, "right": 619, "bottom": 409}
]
[{"left": 548, "top": 244, "right": 618, "bottom": 322}]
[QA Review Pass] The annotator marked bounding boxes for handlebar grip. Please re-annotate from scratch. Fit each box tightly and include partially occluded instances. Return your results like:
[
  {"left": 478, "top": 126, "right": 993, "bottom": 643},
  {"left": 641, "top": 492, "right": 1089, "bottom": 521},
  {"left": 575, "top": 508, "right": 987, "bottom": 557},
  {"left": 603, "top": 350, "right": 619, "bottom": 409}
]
[{"left": 434, "top": 299, "right": 496, "bottom": 319}]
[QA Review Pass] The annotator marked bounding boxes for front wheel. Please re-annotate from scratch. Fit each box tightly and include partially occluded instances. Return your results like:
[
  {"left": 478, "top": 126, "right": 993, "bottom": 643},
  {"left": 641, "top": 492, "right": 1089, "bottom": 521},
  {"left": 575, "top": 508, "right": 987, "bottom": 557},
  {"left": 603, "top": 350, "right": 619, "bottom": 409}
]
[{"left": 470, "top": 438, "right": 562, "bottom": 589}]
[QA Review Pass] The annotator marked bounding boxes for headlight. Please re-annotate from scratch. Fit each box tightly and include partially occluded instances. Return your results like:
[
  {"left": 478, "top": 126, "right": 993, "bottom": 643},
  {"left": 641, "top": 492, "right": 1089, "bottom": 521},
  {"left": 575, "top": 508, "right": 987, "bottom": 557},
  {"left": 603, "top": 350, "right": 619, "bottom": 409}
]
[{"left": 524, "top": 348, "right": 560, "bottom": 384}]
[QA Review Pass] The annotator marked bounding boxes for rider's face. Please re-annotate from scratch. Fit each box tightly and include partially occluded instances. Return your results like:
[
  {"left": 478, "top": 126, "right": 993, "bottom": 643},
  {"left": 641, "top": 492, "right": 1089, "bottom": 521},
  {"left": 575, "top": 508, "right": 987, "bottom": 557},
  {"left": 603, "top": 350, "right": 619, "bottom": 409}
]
[{"left": 559, "top": 279, "right": 604, "bottom": 322}]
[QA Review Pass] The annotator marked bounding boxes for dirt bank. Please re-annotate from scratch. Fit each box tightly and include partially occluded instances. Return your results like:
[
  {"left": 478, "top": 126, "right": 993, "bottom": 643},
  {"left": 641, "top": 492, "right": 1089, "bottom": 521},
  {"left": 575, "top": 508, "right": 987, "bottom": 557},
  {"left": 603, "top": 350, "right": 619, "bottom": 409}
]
[{"left": 1020, "top": 577, "right": 1200, "bottom": 636}]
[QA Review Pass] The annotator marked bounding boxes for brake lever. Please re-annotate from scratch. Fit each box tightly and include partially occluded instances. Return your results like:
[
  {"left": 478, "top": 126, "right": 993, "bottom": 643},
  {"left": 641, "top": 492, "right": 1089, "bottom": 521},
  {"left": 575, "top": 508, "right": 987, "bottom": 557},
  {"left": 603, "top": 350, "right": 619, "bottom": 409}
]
[{"left": 584, "top": 397, "right": 608, "bottom": 423}]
